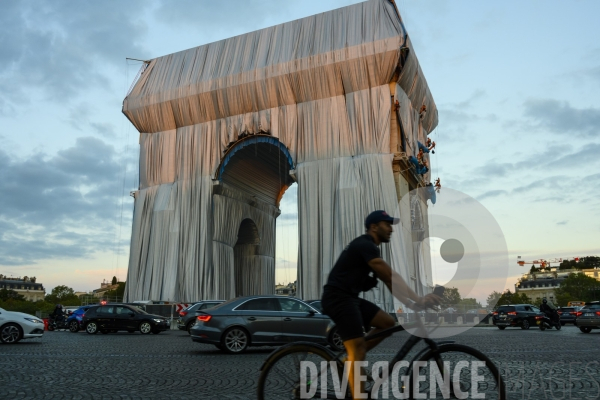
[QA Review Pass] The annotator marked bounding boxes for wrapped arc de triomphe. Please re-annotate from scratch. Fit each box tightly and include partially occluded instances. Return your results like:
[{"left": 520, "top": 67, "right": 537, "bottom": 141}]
[{"left": 122, "top": 0, "right": 438, "bottom": 312}]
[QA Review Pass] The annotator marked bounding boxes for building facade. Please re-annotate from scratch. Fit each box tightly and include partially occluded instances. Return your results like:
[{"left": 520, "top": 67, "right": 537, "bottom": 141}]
[
  {"left": 515, "top": 268, "right": 600, "bottom": 304},
  {"left": 0, "top": 276, "right": 45, "bottom": 302},
  {"left": 122, "top": 0, "right": 437, "bottom": 308}
]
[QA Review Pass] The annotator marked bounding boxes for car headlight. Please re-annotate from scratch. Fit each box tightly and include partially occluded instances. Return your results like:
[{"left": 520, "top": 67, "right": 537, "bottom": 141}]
[
  {"left": 24, "top": 318, "right": 44, "bottom": 324},
  {"left": 153, "top": 318, "right": 164, "bottom": 323}
]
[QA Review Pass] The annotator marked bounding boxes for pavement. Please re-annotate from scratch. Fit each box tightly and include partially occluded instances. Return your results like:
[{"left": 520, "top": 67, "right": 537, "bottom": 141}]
[{"left": 1, "top": 324, "right": 599, "bottom": 399}]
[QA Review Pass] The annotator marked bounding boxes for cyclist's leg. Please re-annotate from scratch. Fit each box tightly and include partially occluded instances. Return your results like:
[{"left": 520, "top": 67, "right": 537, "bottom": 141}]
[
  {"left": 364, "top": 309, "right": 395, "bottom": 352},
  {"left": 343, "top": 336, "right": 368, "bottom": 400}
]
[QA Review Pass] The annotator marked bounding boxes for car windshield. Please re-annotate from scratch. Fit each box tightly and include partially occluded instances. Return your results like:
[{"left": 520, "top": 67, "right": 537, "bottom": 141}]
[{"left": 129, "top": 306, "right": 148, "bottom": 314}]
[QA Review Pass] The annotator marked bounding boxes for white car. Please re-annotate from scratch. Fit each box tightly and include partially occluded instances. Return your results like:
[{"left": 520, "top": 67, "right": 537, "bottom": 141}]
[{"left": 0, "top": 307, "right": 45, "bottom": 344}]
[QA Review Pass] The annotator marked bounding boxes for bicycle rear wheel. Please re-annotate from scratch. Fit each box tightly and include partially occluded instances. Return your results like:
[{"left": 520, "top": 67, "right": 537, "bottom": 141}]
[
  {"left": 257, "top": 343, "right": 350, "bottom": 400},
  {"left": 409, "top": 344, "right": 506, "bottom": 400}
]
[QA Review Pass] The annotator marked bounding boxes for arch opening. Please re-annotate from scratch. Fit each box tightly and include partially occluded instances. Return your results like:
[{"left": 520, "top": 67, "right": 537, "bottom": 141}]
[
  {"left": 216, "top": 135, "right": 295, "bottom": 206},
  {"left": 234, "top": 218, "right": 261, "bottom": 297}
]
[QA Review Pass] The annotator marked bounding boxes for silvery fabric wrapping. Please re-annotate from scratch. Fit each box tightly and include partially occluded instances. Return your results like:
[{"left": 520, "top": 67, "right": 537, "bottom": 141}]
[{"left": 123, "top": 0, "right": 437, "bottom": 303}]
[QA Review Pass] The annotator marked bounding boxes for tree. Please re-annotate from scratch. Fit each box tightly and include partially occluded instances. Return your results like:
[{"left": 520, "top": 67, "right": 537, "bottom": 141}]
[
  {"left": 554, "top": 273, "right": 600, "bottom": 305},
  {"left": 494, "top": 289, "right": 531, "bottom": 309},
  {"left": 45, "top": 285, "right": 80, "bottom": 306},
  {"left": 0, "top": 289, "right": 25, "bottom": 302},
  {"left": 103, "top": 282, "right": 126, "bottom": 301},
  {"left": 111, "top": 276, "right": 118, "bottom": 285},
  {"left": 486, "top": 291, "right": 503, "bottom": 309},
  {"left": 440, "top": 287, "right": 461, "bottom": 307}
]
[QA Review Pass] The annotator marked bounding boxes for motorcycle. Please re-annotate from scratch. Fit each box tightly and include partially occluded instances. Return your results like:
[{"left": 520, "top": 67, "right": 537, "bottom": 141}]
[
  {"left": 48, "top": 315, "right": 69, "bottom": 331},
  {"left": 539, "top": 311, "right": 561, "bottom": 331}
]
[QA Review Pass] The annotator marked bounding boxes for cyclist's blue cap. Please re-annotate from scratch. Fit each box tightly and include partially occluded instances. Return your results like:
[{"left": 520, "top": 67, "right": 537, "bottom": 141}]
[{"left": 365, "top": 210, "right": 399, "bottom": 229}]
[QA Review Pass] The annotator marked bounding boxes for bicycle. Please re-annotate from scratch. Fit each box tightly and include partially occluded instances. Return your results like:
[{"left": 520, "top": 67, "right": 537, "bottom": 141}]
[{"left": 257, "top": 304, "right": 506, "bottom": 399}]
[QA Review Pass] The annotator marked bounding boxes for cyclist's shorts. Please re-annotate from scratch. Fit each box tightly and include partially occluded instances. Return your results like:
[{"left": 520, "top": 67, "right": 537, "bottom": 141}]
[{"left": 321, "top": 287, "right": 380, "bottom": 342}]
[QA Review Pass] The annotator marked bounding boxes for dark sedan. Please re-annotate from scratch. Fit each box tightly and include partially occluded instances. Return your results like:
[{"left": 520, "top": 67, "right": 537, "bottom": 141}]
[
  {"left": 190, "top": 295, "right": 342, "bottom": 353},
  {"left": 574, "top": 301, "right": 600, "bottom": 333},
  {"left": 176, "top": 300, "right": 224, "bottom": 333},
  {"left": 557, "top": 306, "right": 581, "bottom": 325},
  {"left": 492, "top": 304, "right": 545, "bottom": 330},
  {"left": 82, "top": 303, "right": 170, "bottom": 335}
]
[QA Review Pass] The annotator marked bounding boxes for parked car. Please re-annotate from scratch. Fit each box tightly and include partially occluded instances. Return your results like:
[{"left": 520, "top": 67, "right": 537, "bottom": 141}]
[
  {"left": 190, "top": 295, "right": 341, "bottom": 353},
  {"left": 66, "top": 305, "right": 94, "bottom": 333},
  {"left": 492, "top": 304, "right": 545, "bottom": 330},
  {"left": 0, "top": 307, "right": 44, "bottom": 344},
  {"left": 574, "top": 301, "right": 600, "bottom": 333},
  {"left": 82, "top": 303, "right": 170, "bottom": 335},
  {"left": 177, "top": 300, "right": 225, "bottom": 333},
  {"left": 304, "top": 299, "right": 323, "bottom": 312},
  {"left": 557, "top": 306, "right": 581, "bottom": 325}
]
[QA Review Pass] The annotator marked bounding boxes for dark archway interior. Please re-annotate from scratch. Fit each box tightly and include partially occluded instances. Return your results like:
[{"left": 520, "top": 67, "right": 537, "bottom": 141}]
[
  {"left": 234, "top": 218, "right": 260, "bottom": 296},
  {"left": 219, "top": 138, "right": 295, "bottom": 206}
]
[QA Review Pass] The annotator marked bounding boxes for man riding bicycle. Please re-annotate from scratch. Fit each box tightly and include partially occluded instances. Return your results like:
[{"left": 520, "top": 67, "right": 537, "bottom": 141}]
[{"left": 321, "top": 210, "right": 441, "bottom": 399}]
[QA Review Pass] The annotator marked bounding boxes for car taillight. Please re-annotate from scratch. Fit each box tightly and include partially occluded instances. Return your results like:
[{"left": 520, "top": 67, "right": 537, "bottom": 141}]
[
  {"left": 492, "top": 312, "right": 498, "bottom": 316},
  {"left": 535, "top": 316, "right": 543, "bottom": 320},
  {"left": 574, "top": 311, "right": 582, "bottom": 317},
  {"left": 197, "top": 315, "right": 211, "bottom": 322},
  {"left": 179, "top": 311, "right": 188, "bottom": 317},
  {"left": 557, "top": 311, "right": 563, "bottom": 315},
  {"left": 507, "top": 312, "right": 517, "bottom": 316},
  {"left": 596, "top": 311, "right": 600, "bottom": 316}
]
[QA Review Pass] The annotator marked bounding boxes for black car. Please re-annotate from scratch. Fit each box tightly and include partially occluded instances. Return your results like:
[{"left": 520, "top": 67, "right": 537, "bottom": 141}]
[
  {"left": 574, "top": 301, "right": 600, "bottom": 333},
  {"left": 190, "top": 295, "right": 342, "bottom": 353},
  {"left": 176, "top": 300, "right": 224, "bottom": 333},
  {"left": 82, "top": 303, "right": 170, "bottom": 335},
  {"left": 557, "top": 306, "right": 580, "bottom": 325},
  {"left": 492, "top": 304, "right": 545, "bottom": 330}
]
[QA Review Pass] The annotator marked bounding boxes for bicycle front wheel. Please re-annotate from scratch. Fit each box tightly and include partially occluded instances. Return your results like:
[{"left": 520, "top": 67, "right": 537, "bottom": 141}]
[
  {"left": 410, "top": 343, "right": 506, "bottom": 400},
  {"left": 257, "top": 343, "right": 349, "bottom": 400}
]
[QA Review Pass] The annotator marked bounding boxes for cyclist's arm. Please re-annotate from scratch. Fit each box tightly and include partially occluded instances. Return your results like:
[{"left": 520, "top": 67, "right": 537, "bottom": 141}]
[{"left": 368, "top": 257, "right": 440, "bottom": 309}]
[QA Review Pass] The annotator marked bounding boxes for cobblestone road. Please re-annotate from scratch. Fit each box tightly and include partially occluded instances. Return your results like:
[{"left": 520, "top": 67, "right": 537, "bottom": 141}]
[{"left": 1, "top": 325, "right": 598, "bottom": 399}]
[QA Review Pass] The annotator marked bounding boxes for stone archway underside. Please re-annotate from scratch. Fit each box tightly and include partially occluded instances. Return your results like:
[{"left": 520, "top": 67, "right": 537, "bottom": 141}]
[{"left": 122, "top": 0, "right": 438, "bottom": 307}]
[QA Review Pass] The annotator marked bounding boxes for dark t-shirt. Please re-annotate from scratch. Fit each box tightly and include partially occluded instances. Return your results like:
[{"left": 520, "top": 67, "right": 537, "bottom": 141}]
[{"left": 324, "top": 234, "right": 381, "bottom": 296}]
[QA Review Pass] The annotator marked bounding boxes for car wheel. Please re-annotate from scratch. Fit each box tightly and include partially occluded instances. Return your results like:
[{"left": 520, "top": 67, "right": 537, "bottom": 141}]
[
  {"left": 86, "top": 322, "right": 98, "bottom": 334},
  {"left": 521, "top": 319, "right": 530, "bottom": 330},
  {"left": 186, "top": 320, "right": 196, "bottom": 334},
  {"left": 221, "top": 327, "right": 249, "bottom": 354},
  {"left": 539, "top": 323, "right": 546, "bottom": 331},
  {"left": 0, "top": 323, "right": 23, "bottom": 344},
  {"left": 68, "top": 321, "right": 80, "bottom": 333},
  {"left": 497, "top": 326, "right": 506, "bottom": 330},
  {"left": 139, "top": 321, "right": 152, "bottom": 334},
  {"left": 555, "top": 323, "right": 561, "bottom": 331},
  {"left": 328, "top": 327, "right": 344, "bottom": 351},
  {"left": 580, "top": 327, "right": 592, "bottom": 334}
]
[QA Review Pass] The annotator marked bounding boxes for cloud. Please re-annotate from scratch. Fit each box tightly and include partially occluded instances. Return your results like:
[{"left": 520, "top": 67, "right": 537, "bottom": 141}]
[
  {"left": 0, "top": 137, "right": 134, "bottom": 265},
  {"left": 0, "top": 1, "right": 149, "bottom": 109},
  {"left": 523, "top": 99, "right": 600, "bottom": 137},
  {"left": 277, "top": 213, "right": 298, "bottom": 222},
  {"left": 477, "top": 190, "right": 508, "bottom": 201}
]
